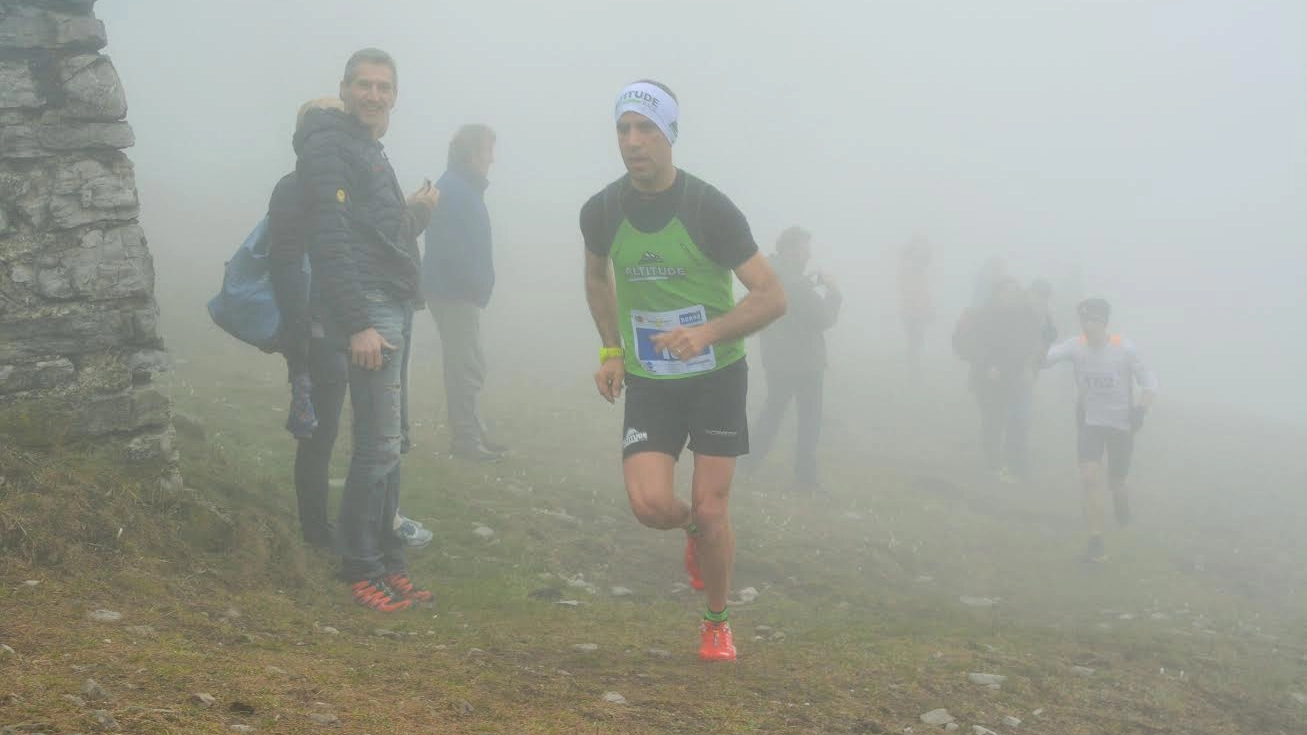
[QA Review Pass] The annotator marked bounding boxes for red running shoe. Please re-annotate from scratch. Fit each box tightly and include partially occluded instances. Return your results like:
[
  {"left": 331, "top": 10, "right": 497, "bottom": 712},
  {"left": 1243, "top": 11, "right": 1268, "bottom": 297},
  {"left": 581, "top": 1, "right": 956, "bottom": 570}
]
[
  {"left": 684, "top": 535, "right": 705, "bottom": 591},
  {"left": 698, "top": 620, "right": 736, "bottom": 662},
  {"left": 350, "top": 578, "right": 412, "bottom": 613},
  {"left": 383, "top": 572, "right": 434, "bottom": 603}
]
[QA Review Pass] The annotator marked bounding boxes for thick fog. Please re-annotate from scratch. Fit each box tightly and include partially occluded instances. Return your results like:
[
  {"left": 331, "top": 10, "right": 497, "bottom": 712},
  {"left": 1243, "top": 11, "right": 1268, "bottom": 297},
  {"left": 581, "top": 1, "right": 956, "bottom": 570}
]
[{"left": 100, "top": 0, "right": 1306, "bottom": 423}]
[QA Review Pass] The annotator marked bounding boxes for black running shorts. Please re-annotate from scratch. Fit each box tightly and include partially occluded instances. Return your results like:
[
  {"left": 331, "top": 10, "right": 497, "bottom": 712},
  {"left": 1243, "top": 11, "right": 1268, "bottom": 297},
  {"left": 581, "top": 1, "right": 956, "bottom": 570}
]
[
  {"left": 622, "top": 358, "right": 749, "bottom": 460},
  {"left": 1076, "top": 409, "right": 1135, "bottom": 482}
]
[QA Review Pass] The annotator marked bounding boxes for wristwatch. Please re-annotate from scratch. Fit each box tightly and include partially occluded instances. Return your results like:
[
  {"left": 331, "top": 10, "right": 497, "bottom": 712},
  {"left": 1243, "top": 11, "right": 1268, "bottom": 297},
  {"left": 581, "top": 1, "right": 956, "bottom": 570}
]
[{"left": 599, "top": 346, "right": 624, "bottom": 364}]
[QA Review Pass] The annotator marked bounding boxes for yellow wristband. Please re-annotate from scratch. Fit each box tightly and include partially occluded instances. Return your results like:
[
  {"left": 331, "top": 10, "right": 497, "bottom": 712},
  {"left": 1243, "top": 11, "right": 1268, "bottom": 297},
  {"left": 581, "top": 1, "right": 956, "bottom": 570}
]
[{"left": 599, "top": 346, "right": 624, "bottom": 365}]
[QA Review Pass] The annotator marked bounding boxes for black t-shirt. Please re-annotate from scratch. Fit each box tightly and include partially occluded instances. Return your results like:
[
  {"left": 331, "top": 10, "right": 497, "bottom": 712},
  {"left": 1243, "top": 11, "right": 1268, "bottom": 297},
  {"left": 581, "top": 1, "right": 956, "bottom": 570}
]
[{"left": 580, "top": 170, "right": 758, "bottom": 270}]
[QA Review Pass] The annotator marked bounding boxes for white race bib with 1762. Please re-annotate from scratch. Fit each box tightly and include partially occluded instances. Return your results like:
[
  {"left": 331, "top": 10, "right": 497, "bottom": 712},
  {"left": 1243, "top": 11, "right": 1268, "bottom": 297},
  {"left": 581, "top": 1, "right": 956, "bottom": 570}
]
[{"left": 630, "top": 305, "right": 716, "bottom": 376}]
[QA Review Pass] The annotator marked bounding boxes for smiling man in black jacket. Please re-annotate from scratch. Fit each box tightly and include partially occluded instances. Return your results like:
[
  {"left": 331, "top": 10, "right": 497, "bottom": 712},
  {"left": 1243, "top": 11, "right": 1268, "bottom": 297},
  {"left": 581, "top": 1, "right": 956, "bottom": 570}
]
[{"left": 296, "top": 48, "right": 438, "bottom": 612}]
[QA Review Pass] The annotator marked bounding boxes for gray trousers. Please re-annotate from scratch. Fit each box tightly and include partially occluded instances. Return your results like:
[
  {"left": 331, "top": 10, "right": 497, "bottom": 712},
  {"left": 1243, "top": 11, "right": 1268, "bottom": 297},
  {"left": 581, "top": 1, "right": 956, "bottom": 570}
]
[{"left": 430, "top": 297, "right": 487, "bottom": 451}]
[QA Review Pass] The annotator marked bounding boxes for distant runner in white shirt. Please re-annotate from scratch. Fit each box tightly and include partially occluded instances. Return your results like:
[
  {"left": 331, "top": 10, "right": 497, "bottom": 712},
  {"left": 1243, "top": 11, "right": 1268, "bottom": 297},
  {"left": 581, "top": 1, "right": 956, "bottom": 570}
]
[{"left": 1042, "top": 298, "right": 1157, "bottom": 562}]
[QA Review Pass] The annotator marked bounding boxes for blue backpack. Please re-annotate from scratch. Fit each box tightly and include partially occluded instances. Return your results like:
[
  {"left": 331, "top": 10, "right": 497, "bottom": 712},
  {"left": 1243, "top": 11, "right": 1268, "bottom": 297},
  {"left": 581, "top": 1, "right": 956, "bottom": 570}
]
[{"left": 207, "top": 218, "right": 285, "bottom": 352}]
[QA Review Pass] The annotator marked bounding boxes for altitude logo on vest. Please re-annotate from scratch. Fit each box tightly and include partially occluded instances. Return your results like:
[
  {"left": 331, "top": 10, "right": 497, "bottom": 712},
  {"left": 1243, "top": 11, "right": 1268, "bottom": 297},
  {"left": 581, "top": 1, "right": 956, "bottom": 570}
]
[{"left": 624, "top": 258, "right": 687, "bottom": 282}]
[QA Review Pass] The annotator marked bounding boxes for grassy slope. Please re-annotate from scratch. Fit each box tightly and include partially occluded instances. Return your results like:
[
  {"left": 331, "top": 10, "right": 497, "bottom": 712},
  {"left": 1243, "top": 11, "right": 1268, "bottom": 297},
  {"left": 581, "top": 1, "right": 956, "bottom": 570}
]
[{"left": 1, "top": 320, "right": 1305, "bottom": 735}]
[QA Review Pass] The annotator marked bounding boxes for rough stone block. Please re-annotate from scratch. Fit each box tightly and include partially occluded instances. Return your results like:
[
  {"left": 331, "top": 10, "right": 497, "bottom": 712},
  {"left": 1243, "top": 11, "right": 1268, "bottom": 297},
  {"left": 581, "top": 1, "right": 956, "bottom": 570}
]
[
  {"left": 123, "top": 424, "right": 177, "bottom": 465},
  {"left": 0, "top": 5, "right": 106, "bottom": 51},
  {"left": 40, "top": 119, "right": 134, "bottom": 151},
  {"left": 59, "top": 54, "right": 126, "bottom": 121},
  {"left": 34, "top": 224, "right": 153, "bottom": 301},
  {"left": 0, "top": 357, "right": 75, "bottom": 393},
  {"left": 0, "top": 61, "right": 44, "bottom": 108},
  {"left": 12, "top": 153, "right": 140, "bottom": 230},
  {"left": 72, "top": 385, "right": 171, "bottom": 437},
  {"left": 1, "top": 118, "right": 134, "bottom": 159},
  {"left": 127, "top": 348, "right": 169, "bottom": 382},
  {"left": 0, "top": 303, "right": 137, "bottom": 362}
]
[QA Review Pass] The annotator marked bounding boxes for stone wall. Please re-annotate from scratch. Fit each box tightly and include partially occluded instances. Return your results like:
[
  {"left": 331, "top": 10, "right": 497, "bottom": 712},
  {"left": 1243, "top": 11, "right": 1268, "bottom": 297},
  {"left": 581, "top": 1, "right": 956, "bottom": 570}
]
[{"left": 0, "top": 0, "right": 177, "bottom": 486}]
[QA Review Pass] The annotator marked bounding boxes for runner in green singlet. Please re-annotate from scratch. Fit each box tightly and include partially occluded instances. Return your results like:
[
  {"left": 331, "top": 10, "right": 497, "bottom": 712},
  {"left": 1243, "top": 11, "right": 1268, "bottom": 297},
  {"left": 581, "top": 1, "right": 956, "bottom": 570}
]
[{"left": 581, "top": 80, "right": 787, "bottom": 662}]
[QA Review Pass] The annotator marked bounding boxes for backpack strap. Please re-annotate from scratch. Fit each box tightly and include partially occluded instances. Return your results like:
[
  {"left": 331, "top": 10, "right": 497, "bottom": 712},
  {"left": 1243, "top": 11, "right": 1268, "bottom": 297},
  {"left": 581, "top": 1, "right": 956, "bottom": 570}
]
[
  {"left": 676, "top": 174, "right": 710, "bottom": 248},
  {"left": 598, "top": 178, "right": 625, "bottom": 255}
]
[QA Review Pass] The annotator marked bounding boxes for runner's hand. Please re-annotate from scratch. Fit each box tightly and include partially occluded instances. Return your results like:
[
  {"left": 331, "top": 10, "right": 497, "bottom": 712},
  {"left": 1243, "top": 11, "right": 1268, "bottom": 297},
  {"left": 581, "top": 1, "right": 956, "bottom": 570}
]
[
  {"left": 651, "top": 327, "right": 711, "bottom": 362},
  {"left": 595, "top": 357, "right": 625, "bottom": 403},
  {"left": 350, "top": 327, "right": 395, "bottom": 371},
  {"left": 1130, "top": 405, "right": 1148, "bottom": 432}
]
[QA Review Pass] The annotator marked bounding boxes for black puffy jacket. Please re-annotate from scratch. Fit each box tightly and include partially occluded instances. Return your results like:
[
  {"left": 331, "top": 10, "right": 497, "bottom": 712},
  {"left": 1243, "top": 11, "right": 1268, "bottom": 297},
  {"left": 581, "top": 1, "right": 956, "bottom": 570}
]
[{"left": 294, "top": 108, "right": 421, "bottom": 335}]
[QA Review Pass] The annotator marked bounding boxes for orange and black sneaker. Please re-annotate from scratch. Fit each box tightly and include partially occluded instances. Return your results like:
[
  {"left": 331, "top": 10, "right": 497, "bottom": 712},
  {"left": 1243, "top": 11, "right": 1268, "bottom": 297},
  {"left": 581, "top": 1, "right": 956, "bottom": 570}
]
[
  {"left": 699, "top": 620, "right": 736, "bottom": 662},
  {"left": 684, "top": 535, "right": 705, "bottom": 591},
  {"left": 383, "top": 572, "right": 434, "bottom": 603},
  {"left": 350, "top": 578, "right": 412, "bottom": 613}
]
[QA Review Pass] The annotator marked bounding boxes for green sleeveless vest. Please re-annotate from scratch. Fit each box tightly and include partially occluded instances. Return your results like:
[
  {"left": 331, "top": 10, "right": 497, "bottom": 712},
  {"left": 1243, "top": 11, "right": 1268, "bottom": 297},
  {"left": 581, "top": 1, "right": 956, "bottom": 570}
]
[{"left": 604, "top": 178, "right": 745, "bottom": 379}]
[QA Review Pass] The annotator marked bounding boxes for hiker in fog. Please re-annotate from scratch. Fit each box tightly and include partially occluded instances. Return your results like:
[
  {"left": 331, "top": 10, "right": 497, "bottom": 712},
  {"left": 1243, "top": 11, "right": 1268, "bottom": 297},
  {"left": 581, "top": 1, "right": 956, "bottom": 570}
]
[
  {"left": 266, "top": 96, "right": 345, "bottom": 550},
  {"left": 582, "top": 79, "right": 786, "bottom": 661},
  {"left": 743, "top": 226, "right": 842, "bottom": 494},
  {"left": 269, "top": 96, "right": 434, "bottom": 554},
  {"left": 297, "top": 48, "right": 438, "bottom": 612},
  {"left": 421, "top": 124, "right": 508, "bottom": 463},
  {"left": 1041, "top": 298, "right": 1157, "bottom": 563},
  {"left": 965, "top": 276, "right": 1044, "bottom": 483},
  {"left": 897, "top": 237, "right": 933, "bottom": 380}
]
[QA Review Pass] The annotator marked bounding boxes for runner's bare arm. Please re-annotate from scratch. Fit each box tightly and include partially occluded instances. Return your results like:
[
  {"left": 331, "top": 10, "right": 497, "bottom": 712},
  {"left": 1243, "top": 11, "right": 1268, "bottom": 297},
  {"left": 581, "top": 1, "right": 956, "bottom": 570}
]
[
  {"left": 705, "top": 251, "right": 787, "bottom": 344},
  {"left": 584, "top": 250, "right": 621, "bottom": 348}
]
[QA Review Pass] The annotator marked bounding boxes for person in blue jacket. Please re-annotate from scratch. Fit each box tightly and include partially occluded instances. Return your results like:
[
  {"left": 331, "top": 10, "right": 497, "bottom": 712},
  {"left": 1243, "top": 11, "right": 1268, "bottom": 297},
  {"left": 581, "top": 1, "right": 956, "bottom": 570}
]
[{"left": 422, "top": 124, "right": 506, "bottom": 461}]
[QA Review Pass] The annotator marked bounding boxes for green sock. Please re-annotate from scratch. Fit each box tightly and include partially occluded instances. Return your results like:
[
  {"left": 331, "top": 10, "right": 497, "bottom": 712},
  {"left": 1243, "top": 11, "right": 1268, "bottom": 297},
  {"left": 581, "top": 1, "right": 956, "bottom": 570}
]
[{"left": 704, "top": 607, "right": 729, "bottom": 624}]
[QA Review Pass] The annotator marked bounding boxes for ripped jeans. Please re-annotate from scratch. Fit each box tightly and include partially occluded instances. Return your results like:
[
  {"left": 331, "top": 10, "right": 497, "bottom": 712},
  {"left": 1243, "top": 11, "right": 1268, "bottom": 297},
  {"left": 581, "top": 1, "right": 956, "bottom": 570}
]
[{"left": 330, "top": 291, "right": 414, "bottom": 582}]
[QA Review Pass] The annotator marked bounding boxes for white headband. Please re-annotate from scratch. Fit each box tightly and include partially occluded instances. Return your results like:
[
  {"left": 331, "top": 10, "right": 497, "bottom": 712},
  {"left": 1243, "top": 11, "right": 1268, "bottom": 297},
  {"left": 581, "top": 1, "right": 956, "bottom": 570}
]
[{"left": 614, "top": 82, "right": 679, "bottom": 145}]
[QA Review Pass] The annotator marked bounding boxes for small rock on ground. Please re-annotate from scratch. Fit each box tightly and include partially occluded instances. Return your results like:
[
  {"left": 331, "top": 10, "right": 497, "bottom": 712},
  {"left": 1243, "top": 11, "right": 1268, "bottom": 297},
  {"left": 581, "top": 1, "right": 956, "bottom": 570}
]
[
  {"left": 972, "top": 727, "right": 998, "bottom": 735},
  {"left": 603, "top": 691, "right": 627, "bottom": 704},
  {"left": 647, "top": 648, "right": 671, "bottom": 658},
  {"left": 920, "top": 708, "right": 954, "bottom": 726},
  {"left": 87, "top": 610, "right": 123, "bottom": 623},
  {"left": 572, "top": 643, "right": 599, "bottom": 653},
  {"left": 610, "top": 586, "right": 634, "bottom": 597},
  {"left": 264, "top": 665, "right": 288, "bottom": 676},
  {"left": 123, "top": 625, "right": 155, "bottom": 637},
  {"left": 89, "top": 709, "right": 119, "bottom": 731},
  {"left": 1069, "top": 665, "right": 1096, "bottom": 677},
  {"left": 1290, "top": 692, "right": 1307, "bottom": 705},
  {"left": 944, "top": 724, "right": 959, "bottom": 732},
  {"left": 473, "top": 525, "right": 494, "bottom": 539},
  {"left": 230, "top": 726, "right": 255, "bottom": 733},
  {"left": 62, "top": 694, "right": 87, "bottom": 707},
  {"left": 967, "top": 673, "right": 1007, "bottom": 686},
  {"left": 373, "top": 629, "right": 402, "bottom": 640},
  {"left": 81, "top": 679, "right": 110, "bottom": 702},
  {"left": 1002, "top": 715, "right": 1022, "bottom": 727},
  {"left": 319, "top": 626, "right": 339, "bottom": 635},
  {"left": 0, "top": 644, "right": 14, "bottom": 656},
  {"left": 191, "top": 692, "right": 217, "bottom": 708},
  {"left": 307, "top": 712, "right": 341, "bottom": 726}
]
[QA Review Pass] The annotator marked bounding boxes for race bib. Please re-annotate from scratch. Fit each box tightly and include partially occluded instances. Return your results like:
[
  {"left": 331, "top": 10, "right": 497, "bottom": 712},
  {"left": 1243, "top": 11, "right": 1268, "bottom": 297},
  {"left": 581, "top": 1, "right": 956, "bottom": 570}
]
[{"left": 630, "top": 305, "right": 717, "bottom": 376}]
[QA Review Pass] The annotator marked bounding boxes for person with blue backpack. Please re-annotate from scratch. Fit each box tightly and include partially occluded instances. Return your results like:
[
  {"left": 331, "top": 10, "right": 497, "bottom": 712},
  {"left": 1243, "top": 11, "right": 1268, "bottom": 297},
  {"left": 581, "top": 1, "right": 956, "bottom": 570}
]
[
  {"left": 214, "top": 96, "right": 432, "bottom": 554},
  {"left": 297, "top": 49, "right": 440, "bottom": 613}
]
